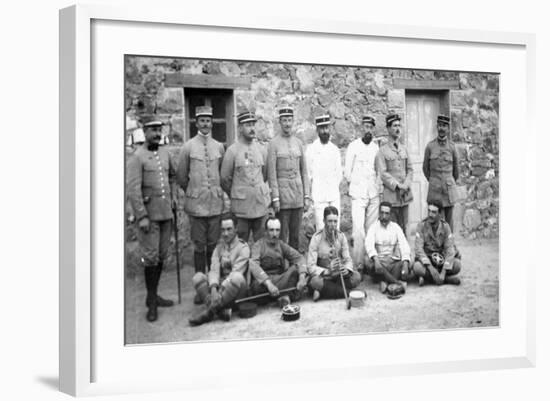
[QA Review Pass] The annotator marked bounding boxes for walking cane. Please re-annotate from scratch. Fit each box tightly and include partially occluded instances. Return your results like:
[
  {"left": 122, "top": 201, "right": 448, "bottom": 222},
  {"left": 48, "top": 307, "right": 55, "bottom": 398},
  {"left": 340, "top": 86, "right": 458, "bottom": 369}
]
[
  {"left": 331, "top": 229, "right": 351, "bottom": 310},
  {"left": 172, "top": 205, "right": 182, "bottom": 304}
]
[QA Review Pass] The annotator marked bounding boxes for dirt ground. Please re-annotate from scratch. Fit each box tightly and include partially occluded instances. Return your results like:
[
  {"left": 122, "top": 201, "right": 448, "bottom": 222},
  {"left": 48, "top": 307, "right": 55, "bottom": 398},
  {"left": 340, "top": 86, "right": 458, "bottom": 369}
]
[{"left": 125, "top": 238, "right": 499, "bottom": 344}]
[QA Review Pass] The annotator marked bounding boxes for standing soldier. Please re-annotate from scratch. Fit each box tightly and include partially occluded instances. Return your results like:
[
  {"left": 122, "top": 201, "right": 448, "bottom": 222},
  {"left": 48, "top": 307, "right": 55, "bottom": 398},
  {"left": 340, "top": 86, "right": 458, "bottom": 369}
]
[
  {"left": 423, "top": 115, "right": 459, "bottom": 231},
  {"left": 221, "top": 110, "right": 270, "bottom": 242},
  {"left": 267, "top": 105, "right": 311, "bottom": 250},
  {"left": 305, "top": 113, "right": 342, "bottom": 231},
  {"left": 176, "top": 106, "right": 225, "bottom": 275},
  {"left": 377, "top": 113, "right": 413, "bottom": 235},
  {"left": 344, "top": 115, "right": 380, "bottom": 266},
  {"left": 127, "top": 116, "right": 177, "bottom": 322}
]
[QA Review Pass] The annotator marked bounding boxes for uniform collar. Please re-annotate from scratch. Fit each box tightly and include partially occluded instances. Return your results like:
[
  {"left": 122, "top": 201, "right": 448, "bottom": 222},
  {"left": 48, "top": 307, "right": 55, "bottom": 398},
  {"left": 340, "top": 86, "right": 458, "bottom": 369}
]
[
  {"left": 436, "top": 136, "right": 448, "bottom": 145},
  {"left": 196, "top": 132, "right": 211, "bottom": 143},
  {"left": 223, "top": 235, "right": 240, "bottom": 250}
]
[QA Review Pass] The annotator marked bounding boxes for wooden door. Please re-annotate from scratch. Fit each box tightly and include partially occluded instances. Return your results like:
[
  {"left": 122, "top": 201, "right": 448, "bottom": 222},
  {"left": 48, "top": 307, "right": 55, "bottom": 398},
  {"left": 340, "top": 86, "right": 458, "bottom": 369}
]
[{"left": 405, "top": 91, "right": 448, "bottom": 234}]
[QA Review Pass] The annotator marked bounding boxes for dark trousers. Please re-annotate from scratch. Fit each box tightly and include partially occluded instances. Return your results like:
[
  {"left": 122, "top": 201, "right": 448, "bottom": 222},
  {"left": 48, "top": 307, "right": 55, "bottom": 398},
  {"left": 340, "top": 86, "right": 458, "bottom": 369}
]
[
  {"left": 249, "top": 266, "right": 299, "bottom": 303},
  {"left": 390, "top": 205, "right": 409, "bottom": 236},
  {"left": 442, "top": 206, "right": 454, "bottom": 232},
  {"left": 136, "top": 219, "right": 172, "bottom": 266},
  {"left": 309, "top": 271, "right": 361, "bottom": 299},
  {"left": 237, "top": 215, "right": 267, "bottom": 243},
  {"left": 277, "top": 208, "right": 303, "bottom": 251},
  {"left": 364, "top": 256, "right": 404, "bottom": 284},
  {"left": 189, "top": 215, "right": 221, "bottom": 273}
]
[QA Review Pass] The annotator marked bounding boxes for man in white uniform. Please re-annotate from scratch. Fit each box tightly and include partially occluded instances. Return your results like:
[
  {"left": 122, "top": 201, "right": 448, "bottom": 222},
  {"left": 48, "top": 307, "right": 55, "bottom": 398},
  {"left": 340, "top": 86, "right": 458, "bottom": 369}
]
[
  {"left": 344, "top": 115, "right": 380, "bottom": 266},
  {"left": 305, "top": 113, "right": 343, "bottom": 231}
]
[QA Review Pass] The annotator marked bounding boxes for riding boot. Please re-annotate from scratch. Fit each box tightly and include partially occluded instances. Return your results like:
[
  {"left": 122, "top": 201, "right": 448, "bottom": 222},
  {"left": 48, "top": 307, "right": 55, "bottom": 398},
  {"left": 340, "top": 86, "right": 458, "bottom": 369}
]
[
  {"left": 155, "top": 263, "right": 174, "bottom": 307},
  {"left": 193, "top": 250, "right": 206, "bottom": 273},
  {"left": 194, "top": 280, "right": 211, "bottom": 306},
  {"left": 144, "top": 265, "right": 158, "bottom": 322},
  {"left": 145, "top": 262, "right": 174, "bottom": 308}
]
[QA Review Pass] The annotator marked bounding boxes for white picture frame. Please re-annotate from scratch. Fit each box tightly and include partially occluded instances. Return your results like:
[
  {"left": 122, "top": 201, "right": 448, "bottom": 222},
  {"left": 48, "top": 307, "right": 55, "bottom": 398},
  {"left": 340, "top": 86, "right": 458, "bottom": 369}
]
[{"left": 59, "top": 4, "right": 536, "bottom": 397}]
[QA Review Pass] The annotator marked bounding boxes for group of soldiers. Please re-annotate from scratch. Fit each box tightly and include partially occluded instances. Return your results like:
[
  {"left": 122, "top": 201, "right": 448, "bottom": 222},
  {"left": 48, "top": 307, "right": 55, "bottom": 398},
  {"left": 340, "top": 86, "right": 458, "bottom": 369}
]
[{"left": 127, "top": 104, "right": 463, "bottom": 325}]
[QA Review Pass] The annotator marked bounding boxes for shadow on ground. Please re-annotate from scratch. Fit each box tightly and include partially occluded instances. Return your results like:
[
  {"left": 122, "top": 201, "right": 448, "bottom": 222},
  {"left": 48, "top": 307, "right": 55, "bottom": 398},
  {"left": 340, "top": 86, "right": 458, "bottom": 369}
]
[{"left": 125, "top": 238, "right": 499, "bottom": 344}]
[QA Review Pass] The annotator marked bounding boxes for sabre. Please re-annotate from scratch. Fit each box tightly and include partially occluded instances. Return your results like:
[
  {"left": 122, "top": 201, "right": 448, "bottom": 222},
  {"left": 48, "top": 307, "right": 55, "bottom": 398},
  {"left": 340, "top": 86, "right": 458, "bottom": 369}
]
[{"left": 172, "top": 205, "right": 182, "bottom": 304}]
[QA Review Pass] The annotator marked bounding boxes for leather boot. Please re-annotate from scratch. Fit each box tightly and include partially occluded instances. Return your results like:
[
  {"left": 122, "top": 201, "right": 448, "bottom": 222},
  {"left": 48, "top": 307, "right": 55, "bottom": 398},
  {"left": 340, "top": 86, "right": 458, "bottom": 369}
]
[
  {"left": 145, "top": 263, "right": 174, "bottom": 308},
  {"left": 194, "top": 250, "right": 206, "bottom": 273},
  {"left": 194, "top": 280, "right": 210, "bottom": 305},
  {"left": 444, "top": 276, "right": 461, "bottom": 285},
  {"left": 188, "top": 308, "right": 215, "bottom": 326},
  {"left": 144, "top": 266, "right": 158, "bottom": 322}
]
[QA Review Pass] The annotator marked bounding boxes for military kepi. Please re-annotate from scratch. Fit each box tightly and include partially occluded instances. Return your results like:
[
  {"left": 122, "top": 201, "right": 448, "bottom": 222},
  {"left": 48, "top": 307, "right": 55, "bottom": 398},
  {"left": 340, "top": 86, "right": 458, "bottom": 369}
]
[
  {"left": 386, "top": 113, "right": 401, "bottom": 126},
  {"left": 141, "top": 114, "right": 164, "bottom": 128},
  {"left": 237, "top": 111, "right": 257, "bottom": 124},
  {"left": 437, "top": 114, "right": 450, "bottom": 125},
  {"left": 362, "top": 116, "right": 376, "bottom": 126},
  {"left": 278, "top": 106, "right": 294, "bottom": 117},
  {"left": 195, "top": 105, "right": 213, "bottom": 117},
  {"left": 314, "top": 114, "right": 331, "bottom": 126}
]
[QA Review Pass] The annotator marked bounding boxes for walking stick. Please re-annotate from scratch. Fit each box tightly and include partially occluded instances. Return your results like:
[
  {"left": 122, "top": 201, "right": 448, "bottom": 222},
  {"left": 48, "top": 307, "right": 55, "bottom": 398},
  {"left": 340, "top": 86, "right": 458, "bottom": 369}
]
[
  {"left": 331, "top": 229, "right": 351, "bottom": 310},
  {"left": 235, "top": 287, "right": 297, "bottom": 304},
  {"left": 172, "top": 205, "right": 182, "bottom": 304}
]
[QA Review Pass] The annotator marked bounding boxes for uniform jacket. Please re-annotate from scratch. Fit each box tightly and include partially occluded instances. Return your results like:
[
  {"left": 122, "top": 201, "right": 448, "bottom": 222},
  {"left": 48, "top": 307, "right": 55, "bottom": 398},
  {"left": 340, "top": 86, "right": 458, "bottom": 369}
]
[
  {"left": 221, "top": 139, "right": 270, "bottom": 219},
  {"left": 414, "top": 218, "right": 456, "bottom": 270},
  {"left": 423, "top": 138, "right": 459, "bottom": 207},
  {"left": 307, "top": 229, "right": 354, "bottom": 277},
  {"left": 305, "top": 138, "right": 342, "bottom": 203},
  {"left": 249, "top": 237, "right": 306, "bottom": 284},
  {"left": 364, "top": 220, "right": 411, "bottom": 262},
  {"left": 127, "top": 144, "right": 176, "bottom": 222},
  {"left": 208, "top": 235, "right": 250, "bottom": 287},
  {"left": 376, "top": 140, "right": 414, "bottom": 206},
  {"left": 176, "top": 134, "right": 225, "bottom": 217},
  {"left": 267, "top": 134, "right": 310, "bottom": 209},
  {"left": 344, "top": 138, "right": 380, "bottom": 199}
]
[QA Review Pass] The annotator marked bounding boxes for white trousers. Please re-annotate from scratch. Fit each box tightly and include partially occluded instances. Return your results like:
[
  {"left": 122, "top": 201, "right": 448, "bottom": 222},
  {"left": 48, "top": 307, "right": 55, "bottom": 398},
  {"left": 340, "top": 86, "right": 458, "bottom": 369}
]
[
  {"left": 351, "top": 195, "right": 380, "bottom": 265},
  {"left": 313, "top": 199, "right": 341, "bottom": 232}
]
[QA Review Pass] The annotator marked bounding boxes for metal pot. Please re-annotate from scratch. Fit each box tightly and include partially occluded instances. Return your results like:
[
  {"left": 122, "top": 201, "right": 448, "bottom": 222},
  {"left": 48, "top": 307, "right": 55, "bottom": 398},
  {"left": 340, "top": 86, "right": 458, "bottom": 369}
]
[{"left": 281, "top": 304, "right": 300, "bottom": 321}]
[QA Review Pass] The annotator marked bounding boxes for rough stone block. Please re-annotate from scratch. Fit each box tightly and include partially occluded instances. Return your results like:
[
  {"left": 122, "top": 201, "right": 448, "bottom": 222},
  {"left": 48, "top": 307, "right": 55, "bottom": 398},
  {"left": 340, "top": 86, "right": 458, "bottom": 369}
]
[
  {"left": 296, "top": 65, "right": 315, "bottom": 93},
  {"left": 387, "top": 89, "right": 405, "bottom": 109},
  {"left": 156, "top": 87, "right": 184, "bottom": 114},
  {"left": 219, "top": 62, "right": 242, "bottom": 77},
  {"left": 451, "top": 91, "right": 467, "bottom": 108}
]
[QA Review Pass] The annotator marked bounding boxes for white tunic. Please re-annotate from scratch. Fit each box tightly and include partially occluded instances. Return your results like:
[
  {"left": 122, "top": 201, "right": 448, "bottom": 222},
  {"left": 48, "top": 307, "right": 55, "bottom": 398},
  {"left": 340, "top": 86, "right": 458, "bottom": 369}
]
[
  {"left": 305, "top": 139, "right": 342, "bottom": 203},
  {"left": 344, "top": 138, "right": 380, "bottom": 199}
]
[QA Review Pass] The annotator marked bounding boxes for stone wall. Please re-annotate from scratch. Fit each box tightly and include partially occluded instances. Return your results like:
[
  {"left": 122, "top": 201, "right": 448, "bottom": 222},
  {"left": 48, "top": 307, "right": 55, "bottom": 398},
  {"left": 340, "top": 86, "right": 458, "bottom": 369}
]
[{"left": 125, "top": 57, "right": 499, "bottom": 241}]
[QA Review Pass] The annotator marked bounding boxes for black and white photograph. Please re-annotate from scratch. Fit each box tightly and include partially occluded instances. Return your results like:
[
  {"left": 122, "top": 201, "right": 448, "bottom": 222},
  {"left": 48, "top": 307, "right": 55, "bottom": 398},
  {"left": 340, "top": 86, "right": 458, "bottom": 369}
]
[{"left": 124, "top": 55, "right": 499, "bottom": 344}]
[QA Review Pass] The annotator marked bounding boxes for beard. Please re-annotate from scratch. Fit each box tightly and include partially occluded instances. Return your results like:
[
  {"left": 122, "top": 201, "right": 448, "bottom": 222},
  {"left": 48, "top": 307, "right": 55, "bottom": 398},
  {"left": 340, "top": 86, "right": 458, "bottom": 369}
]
[
  {"left": 319, "top": 134, "right": 330, "bottom": 144},
  {"left": 362, "top": 133, "right": 372, "bottom": 144}
]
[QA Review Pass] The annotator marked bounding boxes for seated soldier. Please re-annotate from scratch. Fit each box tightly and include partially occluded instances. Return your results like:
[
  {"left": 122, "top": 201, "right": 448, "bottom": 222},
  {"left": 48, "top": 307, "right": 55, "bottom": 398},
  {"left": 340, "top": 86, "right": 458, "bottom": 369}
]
[
  {"left": 189, "top": 215, "right": 249, "bottom": 326},
  {"left": 307, "top": 206, "right": 361, "bottom": 301},
  {"left": 248, "top": 217, "right": 308, "bottom": 308},
  {"left": 413, "top": 200, "right": 461, "bottom": 286},
  {"left": 364, "top": 201, "right": 411, "bottom": 294}
]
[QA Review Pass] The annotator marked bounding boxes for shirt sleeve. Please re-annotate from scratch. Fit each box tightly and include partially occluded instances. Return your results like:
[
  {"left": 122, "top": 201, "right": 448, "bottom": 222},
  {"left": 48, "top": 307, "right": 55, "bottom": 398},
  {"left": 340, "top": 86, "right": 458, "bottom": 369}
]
[
  {"left": 300, "top": 141, "right": 311, "bottom": 199},
  {"left": 220, "top": 146, "right": 235, "bottom": 195},
  {"left": 231, "top": 243, "right": 250, "bottom": 277},
  {"left": 334, "top": 146, "right": 343, "bottom": 185},
  {"left": 169, "top": 151, "right": 178, "bottom": 203},
  {"left": 403, "top": 149, "right": 414, "bottom": 188},
  {"left": 306, "top": 234, "right": 325, "bottom": 277},
  {"left": 442, "top": 224, "right": 456, "bottom": 270},
  {"left": 343, "top": 141, "right": 355, "bottom": 182},
  {"left": 127, "top": 153, "right": 148, "bottom": 221},
  {"left": 452, "top": 144, "right": 460, "bottom": 181},
  {"left": 377, "top": 148, "right": 398, "bottom": 190},
  {"left": 267, "top": 141, "right": 279, "bottom": 202},
  {"left": 338, "top": 233, "right": 353, "bottom": 272},
  {"left": 414, "top": 222, "right": 431, "bottom": 265},
  {"left": 364, "top": 223, "right": 377, "bottom": 259},
  {"left": 207, "top": 245, "right": 221, "bottom": 287},
  {"left": 423, "top": 143, "right": 431, "bottom": 180},
  {"left": 248, "top": 240, "right": 270, "bottom": 284},
  {"left": 395, "top": 224, "right": 411, "bottom": 262},
  {"left": 281, "top": 241, "right": 306, "bottom": 275},
  {"left": 175, "top": 144, "right": 190, "bottom": 192}
]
